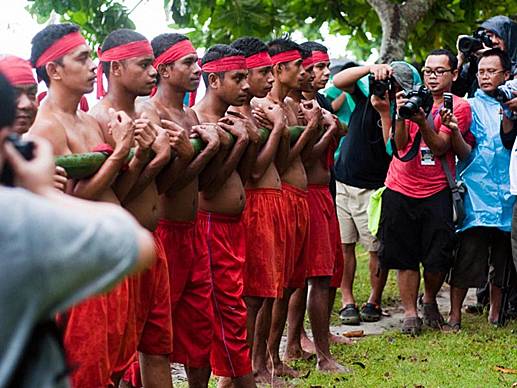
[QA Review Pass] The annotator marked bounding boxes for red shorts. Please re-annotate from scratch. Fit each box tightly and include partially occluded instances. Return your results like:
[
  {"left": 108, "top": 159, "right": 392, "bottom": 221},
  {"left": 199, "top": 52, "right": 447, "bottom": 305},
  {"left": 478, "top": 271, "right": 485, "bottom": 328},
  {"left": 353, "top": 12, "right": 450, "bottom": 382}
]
[
  {"left": 306, "top": 185, "right": 339, "bottom": 278},
  {"left": 119, "top": 237, "right": 173, "bottom": 385},
  {"left": 243, "top": 188, "right": 285, "bottom": 298},
  {"left": 59, "top": 296, "right": 111, "bottom": 387},
  {"left": 156, "top": 218, "right": 213, "bottom": 367},
  {"left": 330, "top": 238, "right": 344, "bottom": 288},
  {"left": 282, "top": 183, "right": 310, "bottom": 289},
  {"left": 197, "top": 210, "right": 252, "bottom": 378}
]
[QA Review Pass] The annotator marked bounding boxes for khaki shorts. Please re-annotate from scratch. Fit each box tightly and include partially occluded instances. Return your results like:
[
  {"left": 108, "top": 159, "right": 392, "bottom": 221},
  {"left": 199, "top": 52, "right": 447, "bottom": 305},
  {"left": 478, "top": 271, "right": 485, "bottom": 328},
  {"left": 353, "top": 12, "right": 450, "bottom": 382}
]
[{"left": 336, "top": 181, "right": 380, "bottom": 252}]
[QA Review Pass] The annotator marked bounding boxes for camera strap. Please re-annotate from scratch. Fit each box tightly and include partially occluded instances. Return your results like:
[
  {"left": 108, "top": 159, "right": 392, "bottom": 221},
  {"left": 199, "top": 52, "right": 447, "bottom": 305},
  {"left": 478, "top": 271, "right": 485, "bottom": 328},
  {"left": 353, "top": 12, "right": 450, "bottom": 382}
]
[{"left": 388, "top": 110, "right": 422, "bottom": 162}]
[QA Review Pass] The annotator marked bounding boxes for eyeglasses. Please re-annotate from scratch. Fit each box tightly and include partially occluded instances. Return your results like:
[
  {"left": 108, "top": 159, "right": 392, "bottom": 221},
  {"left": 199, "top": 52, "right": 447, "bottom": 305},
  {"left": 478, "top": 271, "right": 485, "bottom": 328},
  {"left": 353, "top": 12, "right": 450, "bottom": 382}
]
[
  {"left": 477, "top": 69, "right": 505, "bottom": 77},
  {"left": 422, "top": 68, "right": 453, "bottom": 77}
]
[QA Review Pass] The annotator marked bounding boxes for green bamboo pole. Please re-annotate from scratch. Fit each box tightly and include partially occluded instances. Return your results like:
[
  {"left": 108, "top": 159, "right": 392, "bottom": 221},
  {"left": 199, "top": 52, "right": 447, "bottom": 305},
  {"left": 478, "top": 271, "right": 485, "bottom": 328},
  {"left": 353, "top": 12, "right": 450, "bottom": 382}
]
[{"left": 55, "top": 126, "right": 304, "bottom": 179}]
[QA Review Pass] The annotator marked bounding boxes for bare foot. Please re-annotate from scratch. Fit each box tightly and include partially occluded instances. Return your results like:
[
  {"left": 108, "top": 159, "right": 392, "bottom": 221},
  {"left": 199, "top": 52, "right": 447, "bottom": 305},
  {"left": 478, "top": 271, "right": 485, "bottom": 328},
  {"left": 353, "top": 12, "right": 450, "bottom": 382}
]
[
  {"left": 254, "top": 368, "right": 286, "bottom": 387},
  {"left": 300, "top": 333, "right": 316, "bottom": 354},
  {"left": 317, "top": 358, "right": 351, "bottom": 373},
  {"left": 217, "top": 377, "right": 233, "bottom": 388},
  {"left": 270, "top": 361, "right": 300, "bottom": 378},
  {"left": 283, "top": 347, "right": 314, "bottom": 362},
  {"left": 329, "top": 333, "right": 353, "bottom": 345}
]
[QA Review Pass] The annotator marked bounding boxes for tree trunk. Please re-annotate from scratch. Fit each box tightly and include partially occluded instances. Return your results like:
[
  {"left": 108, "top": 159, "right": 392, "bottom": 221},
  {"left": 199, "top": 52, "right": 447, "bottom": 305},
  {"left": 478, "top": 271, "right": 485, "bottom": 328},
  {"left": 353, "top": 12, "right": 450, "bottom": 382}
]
[{"left": 367, "top": 0, "right": 438, "bottom": 63}]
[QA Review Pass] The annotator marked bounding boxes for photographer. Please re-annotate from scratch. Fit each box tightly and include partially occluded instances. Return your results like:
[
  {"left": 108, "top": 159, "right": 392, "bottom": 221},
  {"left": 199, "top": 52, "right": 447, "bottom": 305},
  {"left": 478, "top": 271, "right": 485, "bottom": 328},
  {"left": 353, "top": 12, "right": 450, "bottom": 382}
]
[
  {"left": 445, "top": 49, "right": 516, "bottom": 330},
  {"left": 452, "top": 15, "right": 517, "bottom": 98},
  {"left": 332, "top": 61, "right": 419, "bottom": 325},
  {"left": 0, "top": 73, "right": 156, "bottom": 387},
  {"left": 373, "top": 49, "right": 473, "bottom": 335}
]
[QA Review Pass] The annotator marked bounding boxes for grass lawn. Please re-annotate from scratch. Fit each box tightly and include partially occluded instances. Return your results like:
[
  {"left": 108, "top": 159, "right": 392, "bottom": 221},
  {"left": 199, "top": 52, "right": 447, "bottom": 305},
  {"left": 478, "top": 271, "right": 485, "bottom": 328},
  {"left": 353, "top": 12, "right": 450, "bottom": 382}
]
[{"left": 178, "top": 246, "right": 517, "bottom": 387}]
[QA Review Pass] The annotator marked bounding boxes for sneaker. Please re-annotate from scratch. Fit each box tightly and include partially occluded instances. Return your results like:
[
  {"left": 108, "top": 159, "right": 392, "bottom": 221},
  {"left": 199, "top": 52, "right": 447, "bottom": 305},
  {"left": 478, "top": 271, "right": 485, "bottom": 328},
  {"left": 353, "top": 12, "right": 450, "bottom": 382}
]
[
  {"left": 339, "top": 304, "right": 360, "bottom": 325},
  {"left": 360, "top": 303, "right": 382, "bottom": 322}
]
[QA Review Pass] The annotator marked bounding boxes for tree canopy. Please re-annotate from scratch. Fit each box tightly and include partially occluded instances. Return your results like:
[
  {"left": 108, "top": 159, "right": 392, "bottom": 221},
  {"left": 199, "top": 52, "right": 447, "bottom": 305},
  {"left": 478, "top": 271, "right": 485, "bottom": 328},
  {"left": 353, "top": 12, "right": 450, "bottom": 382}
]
[{"left": 27, "top": 0, "right": 517, "bottom": 62}]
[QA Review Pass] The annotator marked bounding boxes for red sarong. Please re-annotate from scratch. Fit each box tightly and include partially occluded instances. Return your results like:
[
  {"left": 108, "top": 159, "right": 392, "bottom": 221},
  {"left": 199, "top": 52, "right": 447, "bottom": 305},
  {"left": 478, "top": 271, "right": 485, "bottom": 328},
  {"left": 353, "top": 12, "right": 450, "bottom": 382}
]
[
  {"left": 282, "top": 183, "right": 310, "bottom": 289},
  {"left": 306, "top": 185, "right": 338, "bottom": 278},
  {"left": 197, "top": 210, "right": 252, "bottom": 378},
  {"left": 58, "top": 296, "right": 111, "bottom": 387},
  {"left": 156, "top": 218, "right": 214, "bottom": 367},
  {"left": 242, "top": 188, "right": 286, "bottom": 298},
  {"left": 118, "top": 237, "right": 173, "bottom": 386}
]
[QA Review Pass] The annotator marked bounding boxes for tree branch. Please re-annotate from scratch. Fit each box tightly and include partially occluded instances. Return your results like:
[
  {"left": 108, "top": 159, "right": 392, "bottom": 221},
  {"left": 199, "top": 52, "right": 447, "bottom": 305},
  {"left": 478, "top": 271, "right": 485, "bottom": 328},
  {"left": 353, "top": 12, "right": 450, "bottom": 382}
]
[{"left": 401, "top": 0, "right": 438, "bottom": 30}]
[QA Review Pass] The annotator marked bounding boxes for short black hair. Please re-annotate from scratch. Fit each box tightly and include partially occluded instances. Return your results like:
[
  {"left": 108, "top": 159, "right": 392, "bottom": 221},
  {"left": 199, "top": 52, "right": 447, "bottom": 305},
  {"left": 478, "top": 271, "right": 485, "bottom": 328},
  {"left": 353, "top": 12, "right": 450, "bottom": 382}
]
[
  {"left": 151, "top": 33, "right": 190, "bottom": 59},
  {"left": 427, "top": 49, "right": 458, "bottom": 70},
  {"left": 300, "top": 41, "right": 328, "bottom": 54},
  {"left": 151, "top": 33, "right": 190, "bottom": 84},
  {"left": 0, "top": 73, "right": 16, "bottom": 129},
  {"left": 267, "top": 37, "right": 301, "bottom": 58},
  {"left": 201, "top": 44, "right": 244, "bottom": 86},
  {"left": 231, "top": 37, "right": 268, "bottom": 57},
  {"left": 479, "top": 48, "right": 512, "bottom": 72},
  {"left": 299, "top": 45, "right": 312, "bottom": 61},
  {"left": 100, "top": 29, "right": 148, "bottom": 77},
  {"left": 30, "top": 23, "right": 80, "bottom": 86}
]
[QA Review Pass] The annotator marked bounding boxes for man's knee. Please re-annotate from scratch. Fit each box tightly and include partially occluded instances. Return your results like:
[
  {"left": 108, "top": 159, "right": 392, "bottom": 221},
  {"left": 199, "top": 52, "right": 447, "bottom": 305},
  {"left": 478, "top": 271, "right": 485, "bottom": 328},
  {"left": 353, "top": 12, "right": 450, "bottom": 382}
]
[{"left": 342, "top": 243, "right": 356, "bottom": 257}]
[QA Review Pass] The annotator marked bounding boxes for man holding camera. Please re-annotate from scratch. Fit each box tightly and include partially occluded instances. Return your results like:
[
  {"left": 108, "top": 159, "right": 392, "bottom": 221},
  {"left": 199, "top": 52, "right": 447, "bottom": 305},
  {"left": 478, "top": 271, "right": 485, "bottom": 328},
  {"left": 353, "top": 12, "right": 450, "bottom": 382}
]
[
  {"left": 446, "top": 49, "right": 516, "bottom": 330},
  {"left": 332, "top": 62, "right": 417, "bottom": 324},
  {"left": 453, "top": 15, "right": 517, "bottom": 98},
  {"left": 372, "top": 49, "right": 473, "bottom": 335}
]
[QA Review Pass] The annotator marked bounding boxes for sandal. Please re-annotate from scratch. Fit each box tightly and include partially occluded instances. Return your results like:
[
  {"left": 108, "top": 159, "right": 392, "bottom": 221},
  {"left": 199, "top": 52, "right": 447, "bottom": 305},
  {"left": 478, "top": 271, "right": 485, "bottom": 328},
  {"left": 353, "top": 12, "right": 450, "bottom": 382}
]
[
  {"left": 441, "top": 321, "right": 461, "bottom": 333},
  {"left": 422, "top": 303, "right": 445, "bottom": 329},
  {"left": 339, "top": 304, "right": 360, "bottom": 325},
  {"left": 401, "top": 316, "right": 422, "bottom": 336},
  {"left": 360, "top": 303, "right": 382, "bottom": 322}
]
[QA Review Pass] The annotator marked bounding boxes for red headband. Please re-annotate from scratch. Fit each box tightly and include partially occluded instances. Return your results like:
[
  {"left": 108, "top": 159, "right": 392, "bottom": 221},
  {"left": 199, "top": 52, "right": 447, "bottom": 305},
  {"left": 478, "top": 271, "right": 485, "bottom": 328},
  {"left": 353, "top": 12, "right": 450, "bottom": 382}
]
[
  {"left": 271, "top": 50, "right": 301, "bottom": 65},
  {"left": 96, "top": 39, "right": 154, "bottom": 98},
  {"left": 302, "top": 56, "right": 314, "bottom": 69},
  {"left": 312, "top": 51, "right": 330, "bottom": 64},
  {"left": 245, "top": 51, "right": 273, "bottom": 69},
  {"left": 201, "top": 55, "right": 246, "bottom": 73},
  {"left": 153, "top": 39, "right": 197, "bottom": 67},
  {"left": 35, "top": 31, "right": 87, "bottom": 68},
  {"left": 0, "top": 56, "right": 36, "bottom": 85}
]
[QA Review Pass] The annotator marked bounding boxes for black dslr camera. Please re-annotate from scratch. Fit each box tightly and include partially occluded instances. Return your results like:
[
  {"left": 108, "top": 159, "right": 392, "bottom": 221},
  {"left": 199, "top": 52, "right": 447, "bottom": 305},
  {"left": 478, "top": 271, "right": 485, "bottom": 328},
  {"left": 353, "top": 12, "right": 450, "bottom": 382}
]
[
  {"left": 458, "top": 29, "right": 493, "bottom": 56},
  {"left": 369, "top": 73, "right": 393, "bottom": 99},
  {"left": 0, "top": 134, "right": 35, "bottom": 186},
  {"left": 398, "top": 85, "right": 434, "bottom": 119}
]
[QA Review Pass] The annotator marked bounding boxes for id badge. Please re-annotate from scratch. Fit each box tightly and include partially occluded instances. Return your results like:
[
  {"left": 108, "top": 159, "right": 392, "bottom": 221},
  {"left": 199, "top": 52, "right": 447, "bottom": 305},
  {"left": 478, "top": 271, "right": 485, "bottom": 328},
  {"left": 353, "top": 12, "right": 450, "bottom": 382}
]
[{"left": 420, "top": 146, "right": 435, "bottom": 166}]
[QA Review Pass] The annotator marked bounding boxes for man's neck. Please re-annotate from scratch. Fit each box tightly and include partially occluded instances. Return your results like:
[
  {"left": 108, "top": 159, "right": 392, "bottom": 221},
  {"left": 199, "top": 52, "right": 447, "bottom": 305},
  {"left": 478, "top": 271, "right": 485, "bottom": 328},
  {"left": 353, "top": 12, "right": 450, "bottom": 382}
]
[
  {"left": 105, "top": 83, "right": 137, "bottom": 116},
  {"left": 196, "top": 92, "right": 229, "bottom": 121},
  {"left": 269, "top": 80, "right": 291, "bottom": 103},
  {"left": 153, "top": 84, "right": 186, "bottom": 111},
  {"left": 303, "top": 90, "right": 318, "bottom": 100},
  {"left": 433, "top": 94, "right": 444, "bottom": 106},
  {"left": 289, "top": 89, "right": 304, "bottom": 103},
  {"left": 46, "top": 86, "right": 82, "bottom": 115}
]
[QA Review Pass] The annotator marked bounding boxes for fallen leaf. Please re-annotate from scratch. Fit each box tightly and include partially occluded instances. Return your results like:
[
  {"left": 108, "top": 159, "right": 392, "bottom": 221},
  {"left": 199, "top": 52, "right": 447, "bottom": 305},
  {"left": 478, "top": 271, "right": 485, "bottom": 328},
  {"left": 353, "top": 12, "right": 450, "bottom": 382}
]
[
  {"left": 352, "top": 361, "right": 366, "bottom": 369},
  {"left": 494, "top": 366, "right": 517, "bottom": 374},
  {"left": 344, "top": 330, "right": 364, "bottom": 338},
  {"left": 511, "top": 382, "right": 517, "bottom": 387},
  {"left": 301, "top": 370, "right": 311, "bottom": 379}
]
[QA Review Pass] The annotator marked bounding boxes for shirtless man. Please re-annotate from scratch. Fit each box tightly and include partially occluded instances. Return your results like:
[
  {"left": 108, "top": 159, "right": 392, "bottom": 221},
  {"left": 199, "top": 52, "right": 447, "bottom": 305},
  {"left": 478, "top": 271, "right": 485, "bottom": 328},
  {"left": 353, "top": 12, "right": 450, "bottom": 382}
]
[
  {"left": 193, "top": 44, "right": 256, "bottom": 388},
  {"left": 139, "top": 32, "right": 221, "bottom": 388},
  {"left": 298, "top": 42, "right": 348, "bottom": 372},
  {"left": 253, "top": 37, "right": 321, "bottom": 377},
  {"left": 0, "top": 55, "right": 68, "bottom": 192},
  {"left": 90, "top": 29, "right": 174, "bottom": 387},
  {"left": 28, "top": 23, "right": 137, "bottom": 387},
  {"left": 229, "top": 37, "right": 290, "bottom": 384}
]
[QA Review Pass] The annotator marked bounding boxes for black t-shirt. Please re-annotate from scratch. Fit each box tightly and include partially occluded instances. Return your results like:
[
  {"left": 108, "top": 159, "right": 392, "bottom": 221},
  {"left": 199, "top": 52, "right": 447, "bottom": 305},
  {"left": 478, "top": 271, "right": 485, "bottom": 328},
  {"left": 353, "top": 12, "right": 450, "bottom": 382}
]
[
  {"left": 334, "top": 85, "right": 391, "bottom": 190},
  {"left": 316, "top": 92, "right": 334, "bottom": 113}
]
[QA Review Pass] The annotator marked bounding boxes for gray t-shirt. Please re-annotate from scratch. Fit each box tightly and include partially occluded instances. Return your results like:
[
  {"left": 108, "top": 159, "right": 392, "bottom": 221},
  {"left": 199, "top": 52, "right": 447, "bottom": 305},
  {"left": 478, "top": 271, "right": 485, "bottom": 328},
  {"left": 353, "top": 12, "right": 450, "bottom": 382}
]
[{"left": 0, "top": 187, "right": 140, "bottom": 388}]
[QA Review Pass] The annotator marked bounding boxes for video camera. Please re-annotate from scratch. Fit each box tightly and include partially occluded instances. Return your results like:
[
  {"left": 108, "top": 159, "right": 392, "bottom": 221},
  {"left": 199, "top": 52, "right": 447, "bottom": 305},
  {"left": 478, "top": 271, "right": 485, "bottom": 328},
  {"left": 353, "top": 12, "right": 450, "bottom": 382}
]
[
  {"left": 369, "top": 73, "right": 393, "bottom": 99},
  {"left": 494, "top": 79, "right": 517, "bottom": 120},
  {"left": 458, "top": 29, "right": 493, "bottom": 56},
  {"left": 0, "top": 134, "right": 35, "bottom": 186},
  {"left": 398, "top": 85, "right": 434, "bottom": 119}
]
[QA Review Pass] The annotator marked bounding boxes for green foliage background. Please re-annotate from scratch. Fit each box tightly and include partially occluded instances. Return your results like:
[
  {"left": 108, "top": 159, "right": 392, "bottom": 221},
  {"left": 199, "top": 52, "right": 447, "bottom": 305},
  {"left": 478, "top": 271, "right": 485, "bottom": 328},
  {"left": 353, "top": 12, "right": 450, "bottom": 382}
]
[{"left": 27, "top": 0, "right": 517, "bottom": 62}]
